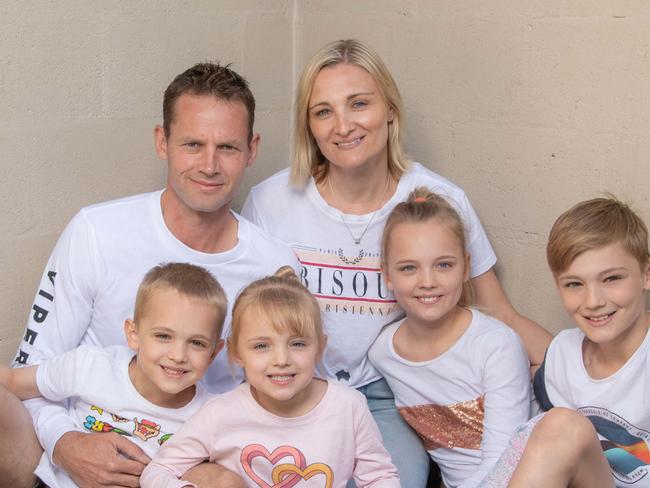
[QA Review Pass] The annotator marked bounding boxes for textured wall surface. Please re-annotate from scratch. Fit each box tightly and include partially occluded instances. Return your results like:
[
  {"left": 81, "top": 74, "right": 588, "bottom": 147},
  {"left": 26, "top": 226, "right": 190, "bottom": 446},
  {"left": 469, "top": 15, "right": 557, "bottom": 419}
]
[
  {"left": 297, "top": 0, "right": 650, "bottom": 334},
  {"left": 1, "top": 1, "right": 649, "bottom": 363}
]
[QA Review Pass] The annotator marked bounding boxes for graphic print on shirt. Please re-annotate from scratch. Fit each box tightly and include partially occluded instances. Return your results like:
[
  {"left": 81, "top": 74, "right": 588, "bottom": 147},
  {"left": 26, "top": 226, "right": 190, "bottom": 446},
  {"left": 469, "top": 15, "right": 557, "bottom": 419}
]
[
  {"left": 133, "top": 418, "right": 162, "bottom": 441},
  {"left": 295, "top": 246, "right": 399, "bottom": 319},
  {"left": 398, "top": 396, "right": 485, "bottom": 451},
  {"left": 81, "top": 405, "right": 172, "bottom": 443},
  {"left": 240, "top": 444, "right": 334, "bottom": 488},
  {"left": 580, "top": 406, "right": 650, "bottom": 484},
  {"left": 83, "top": 415, "right": 131, "bottom": 436},
  {"left": 14, "top": 269, "right": 57, "bottom": 366}
]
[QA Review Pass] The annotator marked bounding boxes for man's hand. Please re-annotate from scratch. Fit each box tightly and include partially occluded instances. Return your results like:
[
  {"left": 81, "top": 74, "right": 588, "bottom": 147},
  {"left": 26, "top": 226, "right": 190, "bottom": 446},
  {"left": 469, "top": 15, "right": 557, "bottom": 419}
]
[{"left": 53, "top": 431, "right": 150, "bottom": 487}]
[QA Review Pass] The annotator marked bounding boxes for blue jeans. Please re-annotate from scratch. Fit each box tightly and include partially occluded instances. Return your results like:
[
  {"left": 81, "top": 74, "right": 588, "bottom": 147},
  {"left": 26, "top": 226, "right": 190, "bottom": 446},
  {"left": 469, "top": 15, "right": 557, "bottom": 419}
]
[{"left": 348, "top": 378, "right": 430, "bottom": 488}]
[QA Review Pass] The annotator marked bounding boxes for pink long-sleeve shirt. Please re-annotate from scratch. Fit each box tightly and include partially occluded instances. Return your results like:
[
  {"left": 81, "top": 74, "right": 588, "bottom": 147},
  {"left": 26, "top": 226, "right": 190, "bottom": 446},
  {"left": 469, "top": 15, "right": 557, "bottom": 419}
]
[{"left": 141, "top": 381, "right": 400, "bottom": 488}]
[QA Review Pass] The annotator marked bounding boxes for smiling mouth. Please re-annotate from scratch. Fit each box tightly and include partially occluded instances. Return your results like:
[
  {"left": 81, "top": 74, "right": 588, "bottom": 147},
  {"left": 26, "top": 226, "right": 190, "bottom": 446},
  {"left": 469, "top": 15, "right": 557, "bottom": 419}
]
[
  {"left": 161, "top": 366, "right": 188, "bottom": 378},
  {"left": 268, "top": 374, "right": 296, "bottom": 384},
  {"left": 335, "top": 137, "right": 363, "bottom": 149},
  {"left": 584, "top": 311, "right": 616, "bottom": 325},
  {"left": 193, "top": 180, "right": 223, "bottom": 188},
  {"left": 416, "top": 295, "right": 442, "bottom": 304}
]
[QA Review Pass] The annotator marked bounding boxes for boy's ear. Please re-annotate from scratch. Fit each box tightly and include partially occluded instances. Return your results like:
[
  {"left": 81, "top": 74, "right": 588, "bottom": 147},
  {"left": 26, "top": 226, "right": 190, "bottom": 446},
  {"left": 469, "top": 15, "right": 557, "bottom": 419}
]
[
  {"left": 644, "top": 260, "right": 650, "bottom": 290},
  {"left": 124, "top": 319, "right": 139, "bottom": 351}
]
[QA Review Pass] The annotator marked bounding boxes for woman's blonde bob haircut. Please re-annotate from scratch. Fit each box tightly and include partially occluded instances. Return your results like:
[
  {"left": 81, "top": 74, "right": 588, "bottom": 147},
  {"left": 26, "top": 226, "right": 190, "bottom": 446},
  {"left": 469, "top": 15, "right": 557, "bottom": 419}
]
[
  {"left": 290, "top": 39, "right": 410, "bottom": 188},
  {"left": 227, "top": 266, "right": 325, "bottom": 365}
]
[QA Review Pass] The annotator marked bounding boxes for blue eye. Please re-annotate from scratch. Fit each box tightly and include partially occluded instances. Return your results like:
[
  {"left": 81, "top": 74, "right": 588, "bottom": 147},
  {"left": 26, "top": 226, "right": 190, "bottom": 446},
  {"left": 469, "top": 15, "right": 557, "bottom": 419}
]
[
  {"left": 437, "top": 262, "right": 452, "bottom": 270},
  {"left": 155, "top": 333, "right": 171, "bottom": 341},
  {"left": 604, "top": 275, "right": 623, "bottom": 283},
  {"left": 291, "top": 340, "right": 307, "bottom": 348},
  {"left": 351, "top": 100, "right": 367, "bottom": 109},
  {"left": 253, "top": 343, "right": 269, "bottom": 351},
  {"left": 563, "top": 281, "right": 582, "bottom": 289},
  {"left": 314, "top": 108, "right": 331, "bottom": 118}
]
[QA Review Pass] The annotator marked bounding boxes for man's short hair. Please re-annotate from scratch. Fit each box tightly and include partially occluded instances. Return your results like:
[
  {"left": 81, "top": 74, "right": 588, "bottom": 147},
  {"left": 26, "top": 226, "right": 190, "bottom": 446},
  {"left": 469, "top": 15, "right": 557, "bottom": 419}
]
[
  {"left": 547, "top": 196, "right": 649, "bottom": 274},
  {"left": 162, "top": 62, "right": 255, "bottom": 142},
  {"left": 134, "top": 262, "right": 228, "bottom": 338}
]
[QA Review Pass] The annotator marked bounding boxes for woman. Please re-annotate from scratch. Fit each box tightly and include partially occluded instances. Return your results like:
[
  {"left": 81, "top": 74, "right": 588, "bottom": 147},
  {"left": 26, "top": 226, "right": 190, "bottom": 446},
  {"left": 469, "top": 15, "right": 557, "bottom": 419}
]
[{"left": 242, "top": 39, "right": 551, "bottom": 487}]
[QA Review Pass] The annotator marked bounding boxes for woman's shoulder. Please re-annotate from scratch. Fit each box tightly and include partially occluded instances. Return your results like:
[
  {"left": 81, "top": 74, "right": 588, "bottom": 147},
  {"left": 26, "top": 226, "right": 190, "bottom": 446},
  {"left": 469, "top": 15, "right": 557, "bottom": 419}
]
[
  {"left": 244, "top": 167, "right": 313, "bottom": 216},
  {"left": 248, "top": 167, "right": 292, "bottom": 197},
  {"left": 402, "top": 162, "right": 467, "bottom": 196}
]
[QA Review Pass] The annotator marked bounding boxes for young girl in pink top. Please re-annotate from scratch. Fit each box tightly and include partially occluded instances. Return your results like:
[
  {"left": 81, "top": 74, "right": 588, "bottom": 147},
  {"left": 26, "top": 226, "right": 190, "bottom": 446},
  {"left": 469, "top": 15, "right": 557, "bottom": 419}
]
[{"left": 141, "top": 267, "right": 400, "bottom": 488}]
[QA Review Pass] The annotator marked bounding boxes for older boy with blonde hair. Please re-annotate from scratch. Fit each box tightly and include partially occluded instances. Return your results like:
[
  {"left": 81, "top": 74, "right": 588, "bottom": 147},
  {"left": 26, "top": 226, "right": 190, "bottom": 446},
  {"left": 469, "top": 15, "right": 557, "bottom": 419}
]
[{"left": 531, "top": 196, "right": 650, "bottom": 487}]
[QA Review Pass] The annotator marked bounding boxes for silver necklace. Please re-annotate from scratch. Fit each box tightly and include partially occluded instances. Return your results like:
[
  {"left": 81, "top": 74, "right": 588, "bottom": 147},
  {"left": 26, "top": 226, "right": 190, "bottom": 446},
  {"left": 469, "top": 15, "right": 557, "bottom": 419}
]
[{"left": 327, "top": 173, "right": 392, "bottom": 245}]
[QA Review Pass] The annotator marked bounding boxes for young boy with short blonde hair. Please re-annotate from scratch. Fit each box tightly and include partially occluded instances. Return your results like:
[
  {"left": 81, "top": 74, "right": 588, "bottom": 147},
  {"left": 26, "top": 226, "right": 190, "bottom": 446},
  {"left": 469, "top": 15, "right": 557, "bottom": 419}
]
[{"left": 1, "top": 262, "right": 227, "bottom": 488}]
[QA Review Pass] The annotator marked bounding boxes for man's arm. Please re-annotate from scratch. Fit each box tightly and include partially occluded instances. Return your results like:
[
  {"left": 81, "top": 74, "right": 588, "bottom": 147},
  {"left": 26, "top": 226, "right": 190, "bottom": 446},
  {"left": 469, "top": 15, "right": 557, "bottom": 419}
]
[
  {"left": 14, "top": 212, "right": 102, "bottom": 460},
  {"left": 12, "top": 212, "right": 149, "bottom": 487}
]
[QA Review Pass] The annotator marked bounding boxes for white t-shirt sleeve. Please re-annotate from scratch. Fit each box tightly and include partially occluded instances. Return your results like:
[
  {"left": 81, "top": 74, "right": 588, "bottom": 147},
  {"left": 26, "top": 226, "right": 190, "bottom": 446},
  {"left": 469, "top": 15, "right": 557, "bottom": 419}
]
[
  {"left": 14, "top": 210, "right": 104, "bottom": 461},
  {"left": 459, "top": 329, "right": 531, "bottom": 488},
  {"left": 36, "top": 345, "right": 100, "bottom": 401},
  {"left": 456, "top": 192, "right": 496, "bottom": 278},
  {"left": 241, "top": 188, "right": 266, "bottom": 231}
]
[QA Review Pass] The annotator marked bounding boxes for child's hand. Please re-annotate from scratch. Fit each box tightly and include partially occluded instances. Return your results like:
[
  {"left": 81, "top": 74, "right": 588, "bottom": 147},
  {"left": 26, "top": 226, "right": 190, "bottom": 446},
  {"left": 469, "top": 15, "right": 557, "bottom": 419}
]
[
  {"left": 53, "top": 431, "right": 150, "bottom": 487},
  {"left": 0, "top": 365, "right": 39, "bottom": 399},
  {"left": 182, "top": 462, "right": 247, "bottom": 488}
]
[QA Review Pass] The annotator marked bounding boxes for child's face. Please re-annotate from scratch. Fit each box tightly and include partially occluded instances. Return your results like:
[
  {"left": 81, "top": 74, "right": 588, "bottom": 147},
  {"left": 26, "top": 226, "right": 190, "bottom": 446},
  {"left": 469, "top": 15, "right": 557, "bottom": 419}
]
[
  {"left": 233, "top": 308, "right": 324, "bottom": 417},
  {"left": 125, "top": 288, "right": 223, "bottom": 408},
  {"left": 555, "top": 242, "right": 650, "bottom": 350},
  {"left": 384, "top": 218, "right": 470, "bottom": 329}
]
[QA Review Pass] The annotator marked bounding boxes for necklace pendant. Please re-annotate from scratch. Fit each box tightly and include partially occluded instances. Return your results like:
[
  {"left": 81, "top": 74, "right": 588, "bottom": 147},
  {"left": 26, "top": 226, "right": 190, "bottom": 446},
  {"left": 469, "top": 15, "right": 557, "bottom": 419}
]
[{"left": 354, "top": 238, "right": 361, "bottom": 245}]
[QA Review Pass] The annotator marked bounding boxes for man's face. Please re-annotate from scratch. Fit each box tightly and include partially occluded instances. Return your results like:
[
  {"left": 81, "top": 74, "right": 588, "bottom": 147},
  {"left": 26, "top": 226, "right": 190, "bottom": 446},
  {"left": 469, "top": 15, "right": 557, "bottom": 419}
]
[{"left": 155, "top": 93, "right": 259, "bottom": 218}]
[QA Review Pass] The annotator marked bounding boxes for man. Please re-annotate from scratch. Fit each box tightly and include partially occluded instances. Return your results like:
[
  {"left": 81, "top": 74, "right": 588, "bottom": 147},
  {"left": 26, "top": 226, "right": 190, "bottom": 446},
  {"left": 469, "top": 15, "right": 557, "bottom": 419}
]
[{"left": 1, "top": 63, "right": 297, "bottom": 487}]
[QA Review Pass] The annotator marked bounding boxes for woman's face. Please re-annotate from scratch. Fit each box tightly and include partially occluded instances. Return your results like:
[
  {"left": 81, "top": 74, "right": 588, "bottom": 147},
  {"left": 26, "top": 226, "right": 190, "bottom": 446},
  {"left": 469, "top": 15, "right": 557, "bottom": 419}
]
[{"left": 308, "top": 63, "right": 393, "bottom": 175}]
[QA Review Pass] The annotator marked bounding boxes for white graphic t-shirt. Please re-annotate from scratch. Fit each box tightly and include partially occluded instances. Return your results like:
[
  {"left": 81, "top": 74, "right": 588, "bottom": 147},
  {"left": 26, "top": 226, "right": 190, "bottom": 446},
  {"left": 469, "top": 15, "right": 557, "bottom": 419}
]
[
  {"left": 242, "top": 163, "right": 496, "bottom": 387},
  {"left": 34, "top": 345, "right": 210, "bottom": 488},
  {"left": 534, "top": 327, "right": 650, "bottom": 487}
]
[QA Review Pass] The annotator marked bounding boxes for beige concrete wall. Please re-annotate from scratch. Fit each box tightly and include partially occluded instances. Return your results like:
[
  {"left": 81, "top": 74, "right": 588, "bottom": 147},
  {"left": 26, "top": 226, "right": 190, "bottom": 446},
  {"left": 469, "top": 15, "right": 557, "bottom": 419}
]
[
  {"left": 297, "top": 0, "right": 650, "bottom": 334},
  {"left": 1, "top": 1, "right": 649, "bottom": 363}
]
